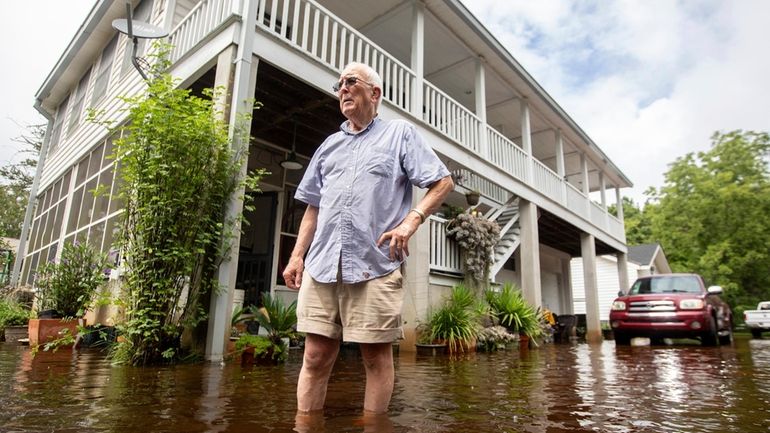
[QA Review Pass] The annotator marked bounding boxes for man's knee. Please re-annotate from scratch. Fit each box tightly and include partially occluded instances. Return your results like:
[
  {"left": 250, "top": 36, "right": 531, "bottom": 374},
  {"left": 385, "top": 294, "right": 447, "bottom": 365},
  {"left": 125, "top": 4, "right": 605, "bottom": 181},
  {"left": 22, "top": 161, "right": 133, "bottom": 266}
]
[
  {"left": 359, "top": 343, "right": 393, "bottom": 370},
  {"left": 303, "top": 334, "right": 339, "bottom": 372}
]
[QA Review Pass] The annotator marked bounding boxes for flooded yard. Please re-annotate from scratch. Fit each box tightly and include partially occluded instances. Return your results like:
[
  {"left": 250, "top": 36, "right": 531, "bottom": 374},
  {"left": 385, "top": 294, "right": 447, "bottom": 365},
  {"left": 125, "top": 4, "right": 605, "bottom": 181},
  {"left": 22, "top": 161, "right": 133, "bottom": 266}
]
[{"left": 1, "top": 336, "right": 769, "bottom": 432}]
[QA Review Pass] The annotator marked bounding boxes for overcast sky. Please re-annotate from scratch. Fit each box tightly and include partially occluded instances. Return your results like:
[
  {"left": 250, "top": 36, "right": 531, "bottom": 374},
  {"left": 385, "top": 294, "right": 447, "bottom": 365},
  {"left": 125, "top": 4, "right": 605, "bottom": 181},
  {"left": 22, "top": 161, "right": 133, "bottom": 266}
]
[{"left": 1, "top": 1, "right": 769, "bottom": 205}]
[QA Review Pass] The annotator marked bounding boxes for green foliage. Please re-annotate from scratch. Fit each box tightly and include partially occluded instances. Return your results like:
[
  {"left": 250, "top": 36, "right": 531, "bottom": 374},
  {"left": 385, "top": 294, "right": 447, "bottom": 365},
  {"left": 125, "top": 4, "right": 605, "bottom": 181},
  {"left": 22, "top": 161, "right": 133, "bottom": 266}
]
[
  {"left": 609, "top": 197, "right": 654, "bottom": 245},
  {"left": 0, "top": 124, "right": 42, "bottom": 239},
  {"left": 0, "top": 297, "right": 31, "bottom": 332},
  {"left": 485, "top": 283, "right": 542, "bottom": 339},
  {"left": 35, "top": 242, "right": 108, "bottom": 318},
  {"left": 643, "top": 130, "right": 770, "bottom": 307},
  {"left": 235, "top": 333, "right": 287, "bottom": 362},
  {"left": 251, "top": 293, "right": 297, "bottom": 342},
  {"left": 106, "top": 44, "right": 264, "bottom": 365},
  {"left": 426, "top": 285, "right": 483, "bottom": 354}
]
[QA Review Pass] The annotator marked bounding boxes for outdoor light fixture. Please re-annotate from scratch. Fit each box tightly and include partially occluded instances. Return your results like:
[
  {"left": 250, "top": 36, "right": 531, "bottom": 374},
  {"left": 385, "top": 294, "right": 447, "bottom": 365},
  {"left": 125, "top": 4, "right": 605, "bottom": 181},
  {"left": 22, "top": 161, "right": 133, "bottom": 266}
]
[
  {"left": 112, "top": 1, "right": 168, "bottom": 80},
  {"left": 281, "top": 120, "right": 304, "bottom": 171}
]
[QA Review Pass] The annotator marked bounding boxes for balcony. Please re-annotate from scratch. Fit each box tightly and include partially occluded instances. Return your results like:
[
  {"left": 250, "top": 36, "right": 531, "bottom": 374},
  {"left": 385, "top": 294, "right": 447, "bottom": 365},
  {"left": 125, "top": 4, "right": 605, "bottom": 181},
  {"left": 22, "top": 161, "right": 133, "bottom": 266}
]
[{"left": 167, "top": 0, "right": 626, "bottom": 260}]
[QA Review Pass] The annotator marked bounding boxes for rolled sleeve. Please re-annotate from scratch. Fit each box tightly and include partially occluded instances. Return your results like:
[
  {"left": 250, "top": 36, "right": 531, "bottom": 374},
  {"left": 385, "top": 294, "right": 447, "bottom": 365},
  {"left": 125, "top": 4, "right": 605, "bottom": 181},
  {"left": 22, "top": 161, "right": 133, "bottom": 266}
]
[
  {"left": 295, "top": 150, "right": 323, "bottom": 207},
  {"left": 401, "top": 124, "right": 451, "bottom": 188}
]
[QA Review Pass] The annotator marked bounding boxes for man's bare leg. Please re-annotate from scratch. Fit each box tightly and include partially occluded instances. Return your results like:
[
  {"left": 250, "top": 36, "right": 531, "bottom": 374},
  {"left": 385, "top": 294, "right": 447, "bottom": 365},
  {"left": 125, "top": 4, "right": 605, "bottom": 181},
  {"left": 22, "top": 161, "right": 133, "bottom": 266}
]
[
  {"left": 297, "top": 333, "right": 340, "bottom": 412},
  {"left": 359, "top": 342, "right": 395, "bottom": 414}
]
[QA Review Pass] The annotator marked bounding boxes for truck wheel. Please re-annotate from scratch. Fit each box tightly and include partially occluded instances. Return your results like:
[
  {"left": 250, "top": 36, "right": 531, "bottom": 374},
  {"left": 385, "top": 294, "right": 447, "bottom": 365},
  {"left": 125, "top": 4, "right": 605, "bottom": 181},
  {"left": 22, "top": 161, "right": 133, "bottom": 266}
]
[
  {"left": 718, "top": 320, "right": 733, "bottom": 346},
  {"left": 751, "top": 329, "right": 762, "bottom": 339},
  {"left": 614, "top": 332, "right": 631, "bottom": 346},
  {"left": 701, "top": 317, "right": 719, "bottom": 347}
]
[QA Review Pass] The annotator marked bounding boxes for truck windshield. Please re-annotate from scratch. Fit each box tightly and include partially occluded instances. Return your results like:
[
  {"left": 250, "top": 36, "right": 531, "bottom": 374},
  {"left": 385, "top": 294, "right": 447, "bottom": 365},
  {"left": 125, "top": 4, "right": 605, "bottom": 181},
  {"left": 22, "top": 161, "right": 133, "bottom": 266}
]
[{"left": 629, "top": 276, "right": 701, "bottom": 294}]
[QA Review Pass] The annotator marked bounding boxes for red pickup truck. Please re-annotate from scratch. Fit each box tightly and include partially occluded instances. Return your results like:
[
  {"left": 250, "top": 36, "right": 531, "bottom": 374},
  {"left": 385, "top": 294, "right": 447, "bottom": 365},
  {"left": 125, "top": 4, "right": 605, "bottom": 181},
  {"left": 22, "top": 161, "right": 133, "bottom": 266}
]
[{"left": 609, "top": 274, "right": 733, "bottom": 346}]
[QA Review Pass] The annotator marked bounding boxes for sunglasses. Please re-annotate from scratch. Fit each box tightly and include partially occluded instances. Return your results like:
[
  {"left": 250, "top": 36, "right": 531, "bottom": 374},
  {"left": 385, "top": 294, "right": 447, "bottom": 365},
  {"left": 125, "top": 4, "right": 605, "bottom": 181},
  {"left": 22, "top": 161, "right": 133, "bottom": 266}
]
[{"left": 332, "top": 76, "right": 374, "bottom": 93}]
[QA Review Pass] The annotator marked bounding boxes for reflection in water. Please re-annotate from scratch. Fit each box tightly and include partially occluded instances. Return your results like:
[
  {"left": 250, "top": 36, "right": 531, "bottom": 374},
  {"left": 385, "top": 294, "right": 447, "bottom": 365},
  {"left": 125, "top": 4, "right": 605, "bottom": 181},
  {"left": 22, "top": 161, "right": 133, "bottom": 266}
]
[{"left": 1, "top": 339, "right": 769, "bottom": 432}]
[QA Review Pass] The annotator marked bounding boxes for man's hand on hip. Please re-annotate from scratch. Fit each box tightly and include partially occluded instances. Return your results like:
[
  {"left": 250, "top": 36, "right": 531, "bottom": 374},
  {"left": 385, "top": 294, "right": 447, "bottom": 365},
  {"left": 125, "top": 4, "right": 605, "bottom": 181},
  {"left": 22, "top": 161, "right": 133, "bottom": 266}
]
[
  {"left": 283, "top": 256, "right": 305, "bottom": 290},
  {"left": 377, "top": 215, "right": 421, "bottom": 261}
]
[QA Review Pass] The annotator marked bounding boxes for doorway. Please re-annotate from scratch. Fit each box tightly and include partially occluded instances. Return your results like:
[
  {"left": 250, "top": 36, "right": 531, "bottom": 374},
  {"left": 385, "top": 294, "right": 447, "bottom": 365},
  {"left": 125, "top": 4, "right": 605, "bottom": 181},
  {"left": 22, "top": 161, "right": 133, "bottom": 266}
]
[{"left": 236, "top": 192, "right": 277, "bottom": 307}]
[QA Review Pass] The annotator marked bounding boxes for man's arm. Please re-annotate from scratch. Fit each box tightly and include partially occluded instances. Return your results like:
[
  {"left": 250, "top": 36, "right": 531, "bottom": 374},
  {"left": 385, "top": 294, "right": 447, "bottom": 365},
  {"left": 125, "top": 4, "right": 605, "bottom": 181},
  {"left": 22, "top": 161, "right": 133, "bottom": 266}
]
[
  {"left": 282, "top": 205, "right": 319, "bottom": 290},
  {"left": 377, "top": 175, "right": 454, "bottom": 261}
]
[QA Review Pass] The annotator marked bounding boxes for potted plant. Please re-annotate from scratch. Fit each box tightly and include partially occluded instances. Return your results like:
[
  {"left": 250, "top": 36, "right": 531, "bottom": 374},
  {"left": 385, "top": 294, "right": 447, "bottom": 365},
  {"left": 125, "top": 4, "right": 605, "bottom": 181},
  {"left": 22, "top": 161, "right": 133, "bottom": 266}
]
[
  {"left": 421, "top": 285, "right": 483, "bottom": 354},
  {"left": 446, "top": 212, "right": 500, "bottom": 290},
  {"left": 485, "top": 283, "right": 542, "bottom": 349},
  {"left": 465, "top": 190, "right": 481, "bottom": 206},
  {"left": 476, "top": 325, "right": 518, "bottom": 351},
  {"left": 0, "top": 298, "right": 31, "bottom": 343},
  {"left": 29, "top": 242, "right": 108, "bottom": 348},
  {"left": 236, "top": 293, "right": 297, "bottom": 365}
]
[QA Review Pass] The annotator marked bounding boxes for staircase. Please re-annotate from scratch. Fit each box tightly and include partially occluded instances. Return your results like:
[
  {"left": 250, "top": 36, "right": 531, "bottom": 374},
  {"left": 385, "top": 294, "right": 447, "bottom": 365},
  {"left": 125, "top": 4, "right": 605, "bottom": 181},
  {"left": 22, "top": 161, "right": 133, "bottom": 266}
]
[{"left": 486, "top": 198, "right": 521, "bottom": 279}]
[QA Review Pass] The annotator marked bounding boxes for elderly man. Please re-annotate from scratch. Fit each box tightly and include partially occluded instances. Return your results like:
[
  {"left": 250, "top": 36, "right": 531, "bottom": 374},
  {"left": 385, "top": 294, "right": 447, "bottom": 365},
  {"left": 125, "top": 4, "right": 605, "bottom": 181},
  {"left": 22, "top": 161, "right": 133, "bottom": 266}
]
[{"left": 283, "top": 62, "right": 454, "bottom": 414}]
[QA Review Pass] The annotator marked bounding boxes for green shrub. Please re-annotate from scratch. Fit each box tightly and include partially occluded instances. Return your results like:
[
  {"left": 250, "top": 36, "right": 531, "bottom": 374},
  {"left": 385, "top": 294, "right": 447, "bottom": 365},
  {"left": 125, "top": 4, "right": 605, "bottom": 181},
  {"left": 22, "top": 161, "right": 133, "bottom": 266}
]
[
  {"left": 0, "top": 298, "right": 31, "bottom": 332},
  {"left": 427, "top": 285, "right": 482, "bottom": 353},
  {"left": 35, "top": 242, "right": 108, "bottom": 318},
  {"left": 485, "top": 283, "right": 542, "bottom": 339},
  {"left": 235, "top": 333, "right": 286, "bottom": 362},
  {"left": 251, "top": 293, "right": 297, "bottom": 343}
]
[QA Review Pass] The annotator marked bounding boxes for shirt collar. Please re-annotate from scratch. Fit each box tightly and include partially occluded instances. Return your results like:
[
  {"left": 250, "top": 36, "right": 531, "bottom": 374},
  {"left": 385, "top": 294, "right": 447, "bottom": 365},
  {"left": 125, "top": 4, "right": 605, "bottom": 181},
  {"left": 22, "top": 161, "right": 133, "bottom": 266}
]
[{"left": 340, "top": 116, "right": 380, "bottom": 136}]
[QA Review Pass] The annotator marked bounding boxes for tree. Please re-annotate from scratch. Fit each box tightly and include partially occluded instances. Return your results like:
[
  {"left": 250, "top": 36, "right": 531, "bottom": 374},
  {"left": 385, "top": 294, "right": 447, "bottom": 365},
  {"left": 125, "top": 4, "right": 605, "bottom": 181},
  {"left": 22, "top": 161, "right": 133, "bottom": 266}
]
[
  {"left": 646, "top": 130, "right": 770, "bottom": 307},
  {"left": 0, "top": 124, "right": 43, "bottom": 239},
  {"left": 609, "top": 197, "right": 653, "bottom": 245}
]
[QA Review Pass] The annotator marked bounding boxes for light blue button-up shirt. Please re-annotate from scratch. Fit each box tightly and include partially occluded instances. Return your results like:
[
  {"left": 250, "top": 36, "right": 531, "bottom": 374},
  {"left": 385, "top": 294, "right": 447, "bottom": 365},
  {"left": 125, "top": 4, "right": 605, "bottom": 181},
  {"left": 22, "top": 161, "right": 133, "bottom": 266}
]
[{"left": 295, "top": 117, "right": 450, "bottom": 284}]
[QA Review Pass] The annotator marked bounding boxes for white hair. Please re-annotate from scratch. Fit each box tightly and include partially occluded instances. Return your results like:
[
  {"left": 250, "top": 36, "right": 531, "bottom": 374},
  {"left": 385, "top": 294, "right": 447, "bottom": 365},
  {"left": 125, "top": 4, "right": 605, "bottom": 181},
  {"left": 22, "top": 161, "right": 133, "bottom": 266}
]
[{"left": 343, "top": 62, "right": 383, "bottom": 109}]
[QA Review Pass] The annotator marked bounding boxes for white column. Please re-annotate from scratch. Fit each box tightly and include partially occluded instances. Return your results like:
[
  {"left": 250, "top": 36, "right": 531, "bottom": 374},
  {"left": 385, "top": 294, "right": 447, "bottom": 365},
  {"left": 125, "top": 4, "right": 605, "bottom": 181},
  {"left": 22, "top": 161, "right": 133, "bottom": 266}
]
[
  {"left": 520, "top": 98, "right": 533, "bottom": 182},
  {"left": 599, "top": 172, "right": 606, "bottom": 207},
  {"left": 555, "top": 129, "right": 566, "bottom": 203},
  {"left": 560, "top": 257, "right": 574, "bottom": 315},
  {"left": 403, "top": 187, "right": 430, "bottom": 350},
  {"left": 410, "top": 1, "right": 424, "bottom": 118},
  {"left": 475, "top": 57, "right": 488, "bottom": 159},
  {"left": 206, "top": 0, "right": 260, "bottom": 362},
  {"left": 617, "top": 252, "right": 629, "bottom": 295},
  {"left": 580, "top": 153, "right": 590, "bottom": 215},
  {"left": 519, "top": 199, "right": 541, "bottom": 308},
  {"left": 580, "top": 232, "right": 602, "bottom": 343},
  {"left": 615, "top": 186, "right": 624, "bottom": 221}
]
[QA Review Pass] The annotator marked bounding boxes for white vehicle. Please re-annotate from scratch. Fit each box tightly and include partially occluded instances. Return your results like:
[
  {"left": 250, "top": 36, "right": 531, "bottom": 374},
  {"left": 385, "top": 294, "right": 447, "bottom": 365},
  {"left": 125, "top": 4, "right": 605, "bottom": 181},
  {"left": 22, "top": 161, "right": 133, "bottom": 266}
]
[{"left": 744, "top": 302, "right": 770, "bottom": 338}]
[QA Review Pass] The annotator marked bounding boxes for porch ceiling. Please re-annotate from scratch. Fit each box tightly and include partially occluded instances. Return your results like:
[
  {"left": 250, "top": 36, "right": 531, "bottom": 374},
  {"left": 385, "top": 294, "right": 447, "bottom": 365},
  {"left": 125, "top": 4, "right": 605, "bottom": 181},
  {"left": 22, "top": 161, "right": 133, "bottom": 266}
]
[{"left": 538, "top": 209, "right": 617, "bottom": 257}]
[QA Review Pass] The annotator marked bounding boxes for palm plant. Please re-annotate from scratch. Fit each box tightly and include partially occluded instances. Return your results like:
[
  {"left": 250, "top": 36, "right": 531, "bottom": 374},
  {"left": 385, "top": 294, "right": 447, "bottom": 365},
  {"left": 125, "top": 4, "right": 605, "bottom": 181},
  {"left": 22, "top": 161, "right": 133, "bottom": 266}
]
[
  {"left": 427, "top": 285, "right": 483, "bottom": 353},
  {"left": 485, "top": 283, "right": 542, "bottom": 339},
  {"left": 251, "top": 293, "right": 297, "bottom": 343}
]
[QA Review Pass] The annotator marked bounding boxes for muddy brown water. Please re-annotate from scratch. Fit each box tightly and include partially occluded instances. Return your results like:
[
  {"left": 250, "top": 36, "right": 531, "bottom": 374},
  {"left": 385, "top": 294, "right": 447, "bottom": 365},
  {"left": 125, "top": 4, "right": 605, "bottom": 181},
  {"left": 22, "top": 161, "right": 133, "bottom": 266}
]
[{"left": 1, "top": 337, "right": 769, "bottom": 433}]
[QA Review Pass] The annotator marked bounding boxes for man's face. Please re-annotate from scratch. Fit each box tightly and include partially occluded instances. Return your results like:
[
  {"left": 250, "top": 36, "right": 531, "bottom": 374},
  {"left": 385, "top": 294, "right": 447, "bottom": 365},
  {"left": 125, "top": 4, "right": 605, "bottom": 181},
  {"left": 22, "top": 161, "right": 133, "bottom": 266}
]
[{"left": 337, "top": 66, "right": 378, "bottom": 121}]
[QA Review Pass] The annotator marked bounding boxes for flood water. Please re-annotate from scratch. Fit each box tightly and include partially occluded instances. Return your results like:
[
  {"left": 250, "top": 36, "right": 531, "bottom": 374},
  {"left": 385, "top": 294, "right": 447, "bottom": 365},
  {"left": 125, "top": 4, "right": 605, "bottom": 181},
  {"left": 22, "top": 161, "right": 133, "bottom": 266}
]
[{"left": 1, "top": 337, "right": 770, "bottom": 433}]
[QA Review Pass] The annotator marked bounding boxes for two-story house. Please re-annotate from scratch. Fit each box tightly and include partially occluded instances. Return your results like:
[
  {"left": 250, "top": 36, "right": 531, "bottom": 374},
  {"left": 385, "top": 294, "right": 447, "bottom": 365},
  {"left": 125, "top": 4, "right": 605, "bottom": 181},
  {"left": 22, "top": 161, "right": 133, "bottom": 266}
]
[{"left": 13, "top": 0, "right": 632, "bottom": 361}]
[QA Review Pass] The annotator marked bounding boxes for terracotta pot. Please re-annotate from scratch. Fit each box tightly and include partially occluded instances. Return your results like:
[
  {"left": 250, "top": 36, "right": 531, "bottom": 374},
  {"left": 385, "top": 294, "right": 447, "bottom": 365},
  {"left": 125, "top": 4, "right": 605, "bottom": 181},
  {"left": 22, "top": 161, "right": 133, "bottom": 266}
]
[
  {"left": 415, "top": 343, "right": 447, "bottom": 356},
  {"left": 519, "top": 334, "right": 530, "bottom": 350},
  {"left": 465, "top": 191, "right": 480, "bottom": 206},
  {"left": 28, "top": 318, "right": 79, "bottom": 347}
]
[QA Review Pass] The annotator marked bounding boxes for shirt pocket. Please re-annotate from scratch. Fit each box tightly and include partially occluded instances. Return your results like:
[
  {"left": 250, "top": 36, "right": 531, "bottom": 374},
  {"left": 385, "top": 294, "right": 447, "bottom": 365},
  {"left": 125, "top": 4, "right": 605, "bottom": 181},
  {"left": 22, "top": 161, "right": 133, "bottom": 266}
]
[{"left": 365, "top": 152, "right": 394, "bottom": 177}]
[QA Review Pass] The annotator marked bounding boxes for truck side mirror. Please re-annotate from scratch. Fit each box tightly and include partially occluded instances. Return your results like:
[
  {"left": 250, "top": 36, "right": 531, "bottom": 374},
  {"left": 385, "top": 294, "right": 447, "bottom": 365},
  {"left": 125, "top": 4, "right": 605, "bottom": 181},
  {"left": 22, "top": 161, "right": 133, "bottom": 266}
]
[
  {"left": 617, "top": 290, "right": 625, "bottom": 297},
  {"left": 706, "top": 285, "right": 723, "bottom": 295}
]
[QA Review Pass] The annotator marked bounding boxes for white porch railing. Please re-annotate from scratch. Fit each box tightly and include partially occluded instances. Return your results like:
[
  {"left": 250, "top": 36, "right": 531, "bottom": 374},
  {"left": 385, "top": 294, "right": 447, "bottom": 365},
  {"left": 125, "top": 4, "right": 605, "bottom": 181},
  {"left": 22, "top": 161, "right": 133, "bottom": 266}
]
[
  {"left": 255, "top": 0, "right": 415, "bottom": 112},
  {"left": 532, "top": 160, "right": 563, "bottom": 203},
  {"left": 566, "top": 183, "right": 588, "bottom": 219},
  {"left": 487, "top": 126, "right": 528, "bottom": 183},
  {"left": 168, "top": 0, "right": 238, "bottom": 63},
  {"left": 590, "top": 201, "right": 606, "bottom": 228},
  {"left": 423, "top": 82, "right": 482, "bottom": 155},
  {"left": 429, "top": 216, "right": 462, "bottom": 274},
  {"left": 451, "top": 168, "right": 511, "bottom": 204},
  {"left": 608, "top": 214, "right": 626, "bottom": 241}
]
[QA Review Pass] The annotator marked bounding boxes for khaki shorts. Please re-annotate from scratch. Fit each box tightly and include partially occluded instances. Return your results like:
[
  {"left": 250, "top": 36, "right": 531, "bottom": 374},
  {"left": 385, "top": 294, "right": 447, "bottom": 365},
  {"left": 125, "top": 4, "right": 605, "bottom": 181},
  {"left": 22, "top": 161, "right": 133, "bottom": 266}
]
[{"left": 296, "top": 267, "right": 404, "bottom": 343}]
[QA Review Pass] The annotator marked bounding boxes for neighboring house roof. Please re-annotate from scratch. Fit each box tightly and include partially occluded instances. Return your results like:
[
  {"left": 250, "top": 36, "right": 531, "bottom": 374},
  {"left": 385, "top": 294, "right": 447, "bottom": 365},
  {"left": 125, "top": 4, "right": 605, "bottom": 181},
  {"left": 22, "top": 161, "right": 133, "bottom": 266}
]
[
  {"left": 627, "top": 244, "right": 659, "bottom": 265},
  {"left": 627, "top": 243, "right": 672, "bottom": 274}
]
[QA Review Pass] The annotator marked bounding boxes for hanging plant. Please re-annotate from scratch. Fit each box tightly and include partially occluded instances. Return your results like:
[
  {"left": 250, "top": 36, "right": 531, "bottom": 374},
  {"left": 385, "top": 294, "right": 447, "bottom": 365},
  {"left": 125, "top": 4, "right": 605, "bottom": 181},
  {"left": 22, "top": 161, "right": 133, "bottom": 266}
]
[{"left": 446, "top": 212, "right": 500, "bottom": 289}]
